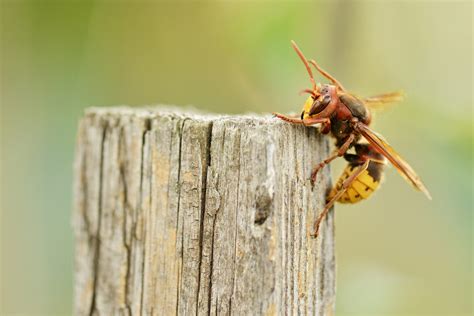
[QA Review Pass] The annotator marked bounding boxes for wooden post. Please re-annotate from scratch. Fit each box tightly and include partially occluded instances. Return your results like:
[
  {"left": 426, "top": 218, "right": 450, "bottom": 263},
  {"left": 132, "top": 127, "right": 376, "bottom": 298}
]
[{"left": 73, "top": 108, "right": 336, "bottom": 316}]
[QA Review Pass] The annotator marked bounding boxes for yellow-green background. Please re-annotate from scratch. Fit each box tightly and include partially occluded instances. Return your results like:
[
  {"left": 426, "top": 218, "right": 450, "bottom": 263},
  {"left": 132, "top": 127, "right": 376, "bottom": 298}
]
[{"left": 1, "top": 1, "right": 472, "bottom": 315}]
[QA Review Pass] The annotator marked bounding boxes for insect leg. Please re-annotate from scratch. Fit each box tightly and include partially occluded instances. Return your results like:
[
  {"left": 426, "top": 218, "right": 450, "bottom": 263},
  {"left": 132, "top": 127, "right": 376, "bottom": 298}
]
[
  {"left": 310, "top": 134, "right": 355, "bottom": 185},
  {"left": 273, "top": 113, "right": 300, "bottom": 119},
  {"left": 311, "top": 159, "right": 370, "bottom": 238},
  {"left": 308, "top": 59, "right": 346, "bottom": 92},
  {"left": 273, "top": 112, "right": 330, "bottom": 126}
]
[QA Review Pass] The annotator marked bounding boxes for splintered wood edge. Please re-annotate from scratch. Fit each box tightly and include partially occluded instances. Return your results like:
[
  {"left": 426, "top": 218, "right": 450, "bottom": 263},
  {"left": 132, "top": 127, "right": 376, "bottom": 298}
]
[{"left": 83, "top": 106, "right": 283, "bottom": 125}]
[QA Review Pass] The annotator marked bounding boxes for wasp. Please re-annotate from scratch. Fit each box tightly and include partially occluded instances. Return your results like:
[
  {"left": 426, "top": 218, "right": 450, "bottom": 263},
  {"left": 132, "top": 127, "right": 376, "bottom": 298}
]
[{"left": 273, "top": 41, "right": 431, "bottom": 238}]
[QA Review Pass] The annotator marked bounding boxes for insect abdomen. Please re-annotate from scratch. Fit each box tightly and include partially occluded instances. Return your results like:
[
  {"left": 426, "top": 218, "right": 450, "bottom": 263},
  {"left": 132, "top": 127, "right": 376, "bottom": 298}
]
[{"left": 328, "top": 161, "right": 384, "bottom": 204}]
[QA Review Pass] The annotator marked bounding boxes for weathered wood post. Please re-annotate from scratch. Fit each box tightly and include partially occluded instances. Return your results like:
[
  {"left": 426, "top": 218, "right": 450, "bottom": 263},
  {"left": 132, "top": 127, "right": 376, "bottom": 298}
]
[{"left": 73, "top": 108, "right": 335, "bottom": 315}]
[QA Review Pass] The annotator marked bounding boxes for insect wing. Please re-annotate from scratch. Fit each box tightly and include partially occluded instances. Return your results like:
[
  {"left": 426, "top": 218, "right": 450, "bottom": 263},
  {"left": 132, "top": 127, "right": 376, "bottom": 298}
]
[
  {"left": 363, "top": 91, "right": 404, "bottom": 109},
  {"left": 355, "top": 122, "right": 432, "bottom": 199}
]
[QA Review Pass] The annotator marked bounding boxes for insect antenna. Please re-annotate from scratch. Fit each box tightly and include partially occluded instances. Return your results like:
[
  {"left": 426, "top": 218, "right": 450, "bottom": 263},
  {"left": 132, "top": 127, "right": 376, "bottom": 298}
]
[
  {"left": 291, "top": 40, "right": 317, "bottom": 92},
  {"left": 309, "top": 59, "right": 346, "bottom": 92}
]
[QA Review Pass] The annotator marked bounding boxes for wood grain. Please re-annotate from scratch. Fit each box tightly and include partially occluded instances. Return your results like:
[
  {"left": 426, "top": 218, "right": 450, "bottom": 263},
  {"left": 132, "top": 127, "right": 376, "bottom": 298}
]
[{"left": 73, "top": 108, "right": 336, "bottom": 315}]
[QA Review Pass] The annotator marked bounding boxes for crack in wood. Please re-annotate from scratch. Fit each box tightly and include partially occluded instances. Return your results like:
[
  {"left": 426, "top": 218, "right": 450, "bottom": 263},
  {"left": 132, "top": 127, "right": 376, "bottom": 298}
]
[
  {"left": 195, "top": 121, "right": 213, "bottom": 316},
  {"left": 229, "top": 131, "right": 242, "bottom": 315},
  {"left": 174, "top": 120, "right": 184, "bottom": 316},
  {"left": 89, "top": 120, "right": 108, "bottom": 316},
  {"left": 138, "top": 119, "right": 151, "bottom": 315}
]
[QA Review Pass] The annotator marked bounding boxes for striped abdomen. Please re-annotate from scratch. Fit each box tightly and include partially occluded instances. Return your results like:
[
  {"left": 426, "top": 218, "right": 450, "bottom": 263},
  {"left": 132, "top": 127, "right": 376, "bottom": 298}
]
[{"left": 328, "top": 161, "right": 385, "bottom": 204}]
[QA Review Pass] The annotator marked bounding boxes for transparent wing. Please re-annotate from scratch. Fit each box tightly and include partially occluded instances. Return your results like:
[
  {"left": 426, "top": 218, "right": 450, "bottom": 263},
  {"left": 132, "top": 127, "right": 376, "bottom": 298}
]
[
  {"left": 363, "top": 91, "right": 404, "bottom": 110},
  {"left": 355, "top": 122, "right": 432, "bottom": 199}
]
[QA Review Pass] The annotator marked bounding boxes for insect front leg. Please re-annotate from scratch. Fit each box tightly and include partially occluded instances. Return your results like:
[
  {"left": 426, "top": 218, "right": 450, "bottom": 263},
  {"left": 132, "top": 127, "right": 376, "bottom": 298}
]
[
  {"left": 311, "top": 159, "right": 370, "bottom": 238},
  {"left": 310, "top": 134, "right": 355, "bottom": 185},
  {"left": 273, "top": 113, "right": 330, "bottom": 126}
]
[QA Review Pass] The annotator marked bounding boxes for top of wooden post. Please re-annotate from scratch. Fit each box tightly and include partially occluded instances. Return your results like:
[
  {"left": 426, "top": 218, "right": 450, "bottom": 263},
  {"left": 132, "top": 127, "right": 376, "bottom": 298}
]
[{"left": 73, "top": 107, "right": 336, "bottom": 316}]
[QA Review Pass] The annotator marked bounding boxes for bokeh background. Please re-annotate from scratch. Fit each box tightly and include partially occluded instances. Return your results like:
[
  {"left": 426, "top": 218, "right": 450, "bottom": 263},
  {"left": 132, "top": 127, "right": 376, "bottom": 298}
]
[{"left": 1, "top": 1, "right": 472, "bottom": 315}]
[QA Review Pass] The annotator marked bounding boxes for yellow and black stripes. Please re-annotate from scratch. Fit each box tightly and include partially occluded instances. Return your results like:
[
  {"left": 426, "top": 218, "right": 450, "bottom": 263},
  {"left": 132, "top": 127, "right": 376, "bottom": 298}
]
[{"left": 328, "top": 161, "right": 384, "bottom": 204}]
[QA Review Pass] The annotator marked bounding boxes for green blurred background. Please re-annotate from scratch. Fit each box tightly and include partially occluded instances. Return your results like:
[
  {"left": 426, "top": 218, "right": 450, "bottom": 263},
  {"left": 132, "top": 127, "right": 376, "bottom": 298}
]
[{"left": 1, "top": 1, "right": 472, "bottom": 315}]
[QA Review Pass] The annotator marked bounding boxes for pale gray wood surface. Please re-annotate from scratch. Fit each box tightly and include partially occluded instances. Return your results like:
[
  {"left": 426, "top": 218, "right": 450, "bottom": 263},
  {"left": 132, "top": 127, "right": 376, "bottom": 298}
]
[{"left": 73, "top": 107, "right": 335, "bottom": 316}]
